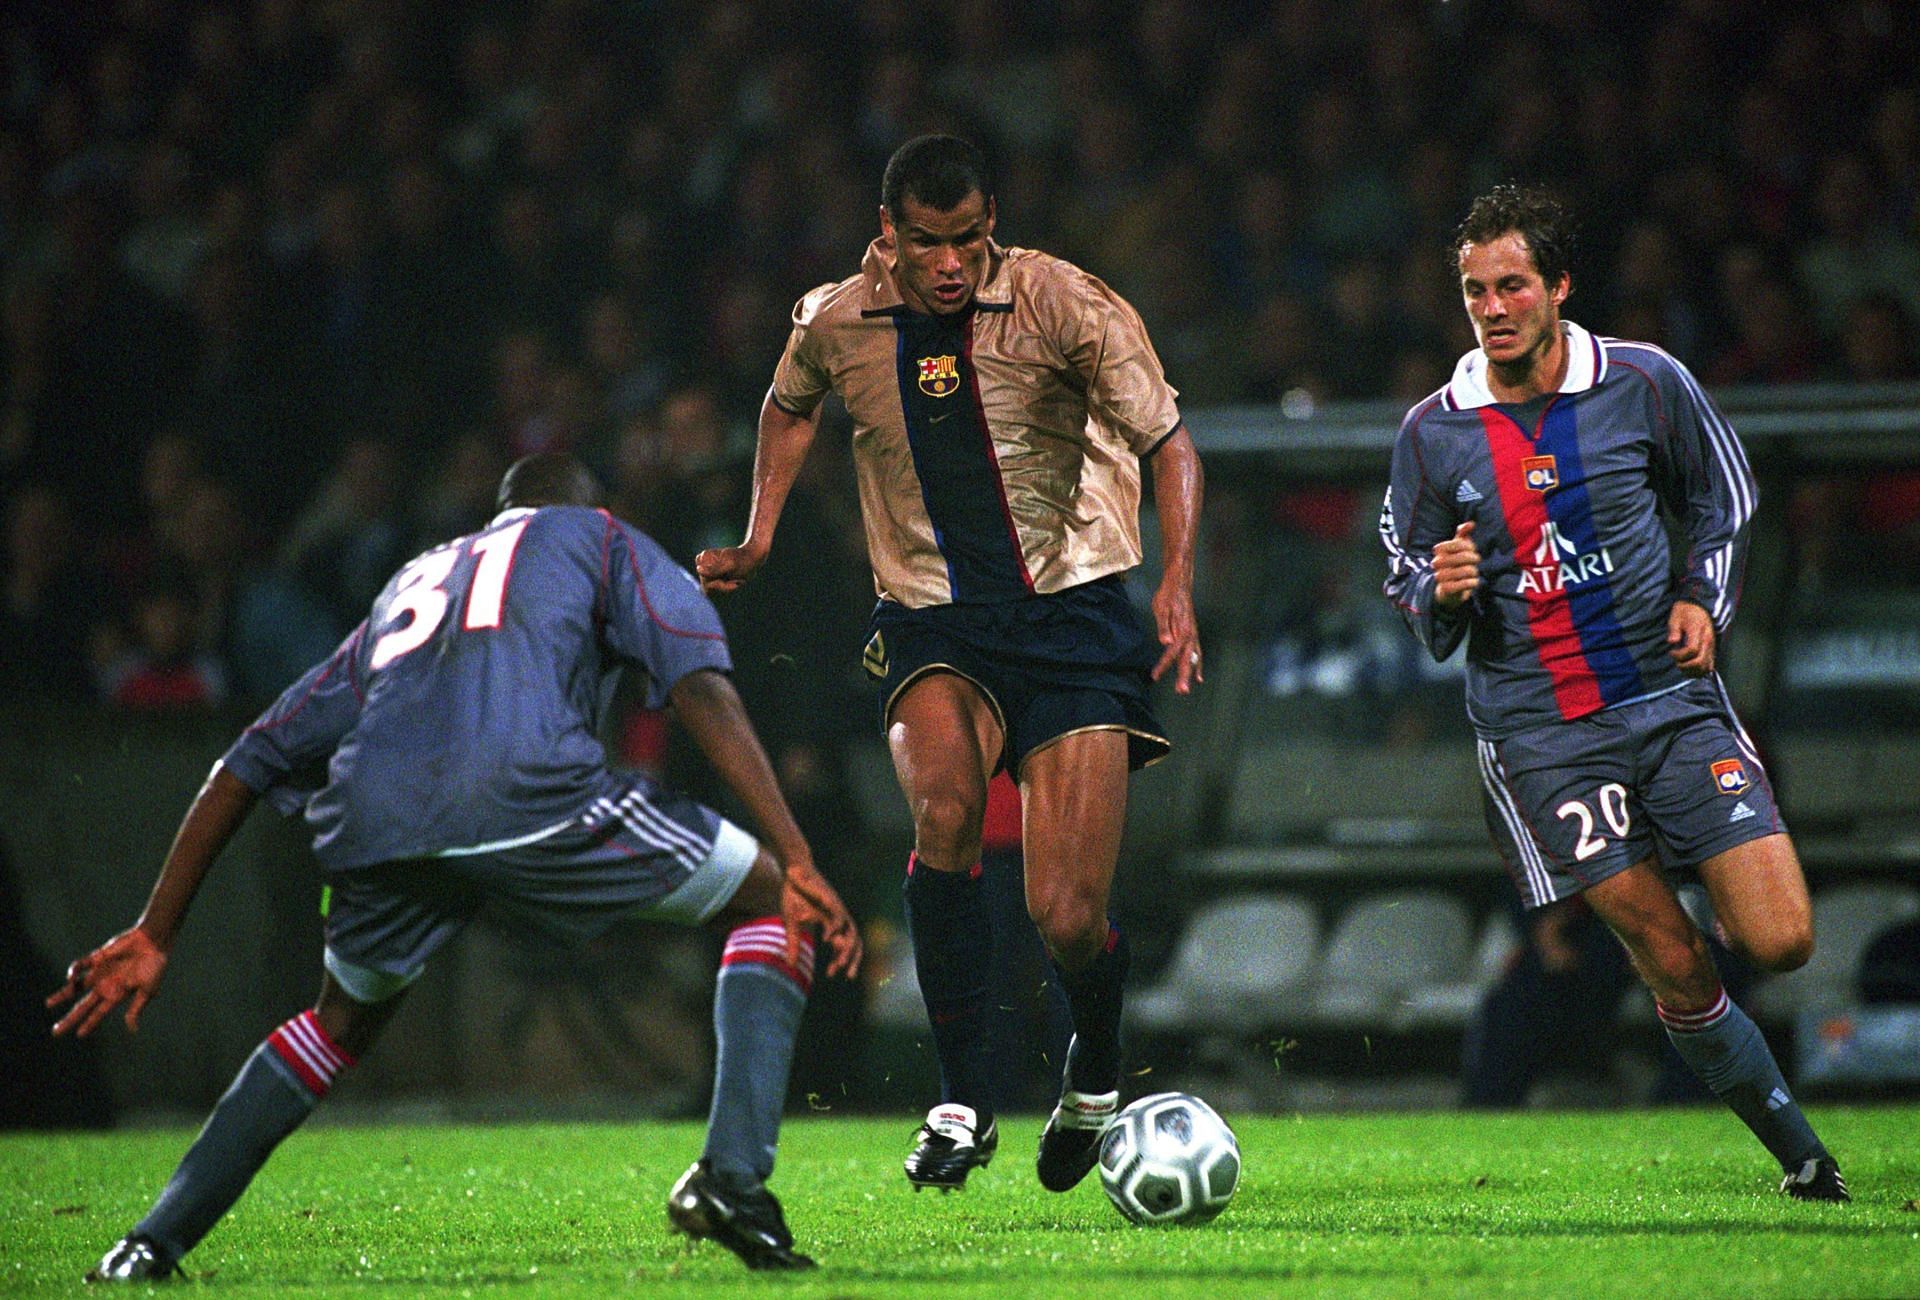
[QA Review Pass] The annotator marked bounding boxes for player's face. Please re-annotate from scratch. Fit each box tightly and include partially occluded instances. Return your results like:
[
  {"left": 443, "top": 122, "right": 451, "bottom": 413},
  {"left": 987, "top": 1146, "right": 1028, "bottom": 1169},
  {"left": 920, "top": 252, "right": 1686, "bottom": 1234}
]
[
  {"left": 882, "top": 190, "right": 996, "bottom": 315},
  {"left": 1458, "top": 232, "right": 1569, "bottom": 370}
]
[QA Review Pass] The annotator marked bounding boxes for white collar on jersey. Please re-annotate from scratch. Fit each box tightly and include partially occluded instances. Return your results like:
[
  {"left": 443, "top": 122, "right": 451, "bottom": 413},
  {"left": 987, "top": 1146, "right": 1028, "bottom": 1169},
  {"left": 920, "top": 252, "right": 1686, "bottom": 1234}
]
[
  {"left": 489, "top": 506, "right": 538, "bottom": 527},
  {"left": 1443, "top": 320, "right": 1608, "bottom": 410}
]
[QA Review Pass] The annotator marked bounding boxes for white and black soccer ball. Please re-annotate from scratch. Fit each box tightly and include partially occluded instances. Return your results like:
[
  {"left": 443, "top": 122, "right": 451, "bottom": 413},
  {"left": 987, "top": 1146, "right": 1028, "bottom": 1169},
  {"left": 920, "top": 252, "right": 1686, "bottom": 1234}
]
[{"left": 1097, "top": 1091, "right": 1241, "bottom": 1226}]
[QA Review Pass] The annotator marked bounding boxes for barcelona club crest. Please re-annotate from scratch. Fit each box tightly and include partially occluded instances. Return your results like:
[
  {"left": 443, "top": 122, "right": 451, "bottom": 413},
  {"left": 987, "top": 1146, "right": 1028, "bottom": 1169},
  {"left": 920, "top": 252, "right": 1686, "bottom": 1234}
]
[
  {"left": 1711, "top": 758, "right": 1751, "bottom": 796},
  {"left": 1521, "top": 454, "right": 1559, "bottom": 492},
  {"left": 917, "top": 354, "right": 961, "bottom": 398}
]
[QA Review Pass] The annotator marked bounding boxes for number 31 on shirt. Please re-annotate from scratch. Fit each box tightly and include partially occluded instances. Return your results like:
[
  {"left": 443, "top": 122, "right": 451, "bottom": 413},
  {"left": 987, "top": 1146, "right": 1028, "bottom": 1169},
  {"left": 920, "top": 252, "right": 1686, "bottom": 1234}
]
[{"left": 370, "top": 519, "right": 529, "bottom": 670}]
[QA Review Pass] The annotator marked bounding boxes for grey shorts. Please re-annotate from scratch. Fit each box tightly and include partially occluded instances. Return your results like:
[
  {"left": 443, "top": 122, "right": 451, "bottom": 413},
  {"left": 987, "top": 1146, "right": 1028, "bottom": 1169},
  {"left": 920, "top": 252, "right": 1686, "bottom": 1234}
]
[
  {"left": 1477, "top": 677, "right": 1786, "bottom": 910},
  {"left": 321, "top": 775, "right": 760, "bottom": 1002}
]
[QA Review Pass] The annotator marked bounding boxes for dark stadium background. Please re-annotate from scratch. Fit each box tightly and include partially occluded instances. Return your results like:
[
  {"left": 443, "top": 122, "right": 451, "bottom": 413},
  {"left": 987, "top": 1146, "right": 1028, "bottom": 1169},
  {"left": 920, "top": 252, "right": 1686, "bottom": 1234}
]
[{"left": 3, "top": 0, "right": 1917, "bottom": 1127}]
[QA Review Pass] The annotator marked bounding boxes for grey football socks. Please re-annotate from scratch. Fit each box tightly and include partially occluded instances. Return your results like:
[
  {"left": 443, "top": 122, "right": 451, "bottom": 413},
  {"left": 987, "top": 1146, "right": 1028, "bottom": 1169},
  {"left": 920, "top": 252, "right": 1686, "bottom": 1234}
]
[
  {"left": 903, "top": 854, "right": 995, "bottom": 1126},
  {"left": 702, "top": 917, "right": 813, "bottom": 1184},
  {"left": 1658, "top": 987, "right": 1829, "bottom": 1170},
  {"left": 135, "top": 1010, "right": 352, "bottom": 1260}
]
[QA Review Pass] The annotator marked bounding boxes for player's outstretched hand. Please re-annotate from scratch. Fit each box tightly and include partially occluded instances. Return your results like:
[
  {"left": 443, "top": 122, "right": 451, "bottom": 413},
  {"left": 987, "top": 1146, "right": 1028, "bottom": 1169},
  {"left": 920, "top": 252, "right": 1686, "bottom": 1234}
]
[
  {"left": 1432, "top": 521, "right": 1481, "bottom": 608},
  {"left": 1667, "top": 600, "right": 1716, "bottom": 675},
  {"left": 694, "top": 543, "right": 767, "bottom": 594},
  {"left": 47, "top": 927, "right": 168, "bottom": 1038},
  {"left": 780, "top": 860, "right": 862, "bottom": 980},
  {"left": 1151, "top": 578, "right": 1203, "bottom": 694}
]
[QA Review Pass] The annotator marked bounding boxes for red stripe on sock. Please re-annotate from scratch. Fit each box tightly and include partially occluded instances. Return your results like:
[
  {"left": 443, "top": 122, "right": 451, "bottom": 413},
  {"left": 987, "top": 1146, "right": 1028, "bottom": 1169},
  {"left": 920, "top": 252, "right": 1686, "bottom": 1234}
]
[
  {"left": 267, "top": 1011, "right": 354, "bottom": 1096},
  {"left": 722, "top": 917, "right": 815, "bottom": 994},
  {"left": 907, "top": 851, "right": 982, "bottom": 880},
  {"left": 303, "top": 1009, "right": 358, "bottom": 1068},
  {"left": 1656, "top": 987, "right": 1730, "bottom": 1032}
]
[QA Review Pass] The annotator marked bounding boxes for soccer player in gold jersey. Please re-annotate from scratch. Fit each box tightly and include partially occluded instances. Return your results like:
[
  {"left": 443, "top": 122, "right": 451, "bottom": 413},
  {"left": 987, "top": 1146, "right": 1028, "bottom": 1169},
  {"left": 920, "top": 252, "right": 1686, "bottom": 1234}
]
[{"left": 700, "top": 135, "right": 1203, "bottom": 1194}]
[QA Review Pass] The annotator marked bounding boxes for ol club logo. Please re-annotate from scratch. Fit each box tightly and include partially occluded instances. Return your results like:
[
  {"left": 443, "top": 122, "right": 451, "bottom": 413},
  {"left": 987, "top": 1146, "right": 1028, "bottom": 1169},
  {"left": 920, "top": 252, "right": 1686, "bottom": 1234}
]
[
  {"left": 1711, "top": 758, "right": 1750, "bottom": 796},
  {"left": 1522, "top": 454, "right": 1558, "bottom": 491},
  {"left": 917, "top": 354, "right": 960, "bottom": 398}
]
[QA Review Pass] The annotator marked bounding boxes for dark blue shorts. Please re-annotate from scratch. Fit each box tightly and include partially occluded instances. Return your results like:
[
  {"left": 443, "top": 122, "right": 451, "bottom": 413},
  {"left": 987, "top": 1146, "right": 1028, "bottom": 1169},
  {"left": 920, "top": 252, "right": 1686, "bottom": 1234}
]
[
  {"left": 862, "top": 575, "right": 1170, "bottom": 778},
  {"left": 1476, "top": 677, "right": 1787, "bottom": 910},
  {"left": 320, "top": 774, "right": 759, "bottom": 1002}
]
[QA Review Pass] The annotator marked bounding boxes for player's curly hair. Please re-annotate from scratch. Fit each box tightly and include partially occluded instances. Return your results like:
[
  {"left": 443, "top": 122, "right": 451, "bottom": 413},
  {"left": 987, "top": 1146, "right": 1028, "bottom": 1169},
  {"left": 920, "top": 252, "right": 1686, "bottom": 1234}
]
[
  {"left": 883, "top": 135, "right": 993, "bottom": 220},
  {"left": 1453, "top": 183, "right": 1578, "bottom": 291}
]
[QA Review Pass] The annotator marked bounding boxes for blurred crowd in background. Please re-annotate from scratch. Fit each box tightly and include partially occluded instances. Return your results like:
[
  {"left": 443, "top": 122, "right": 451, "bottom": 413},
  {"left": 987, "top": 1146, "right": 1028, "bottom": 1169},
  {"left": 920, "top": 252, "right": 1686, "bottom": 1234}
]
[{"left": 2, "top": 0, "right": 1918, "bottom": 731}]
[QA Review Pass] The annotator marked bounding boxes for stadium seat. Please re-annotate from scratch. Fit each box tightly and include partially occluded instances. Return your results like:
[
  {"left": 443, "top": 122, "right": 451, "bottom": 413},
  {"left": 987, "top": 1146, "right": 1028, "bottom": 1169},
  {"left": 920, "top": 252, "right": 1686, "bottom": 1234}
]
[
  {"left": 1752, "top": 882, "right": 1920, "bottom": 1020},
  {"left": 1127, "top": 893, "right": 1321, "bottom": 1033},
  {"left": 1771, "top": 736, "right": 1872, "bottom": 825},
  {"left": 1222, "top": 740, "right": 1483, "bottom": 843},
  {"left": 1308, "top": 890, "right": 1475, "bottom": 1028},
  {"left": 1390, "top": 907, "right": 1520, "bottom": 1031}
]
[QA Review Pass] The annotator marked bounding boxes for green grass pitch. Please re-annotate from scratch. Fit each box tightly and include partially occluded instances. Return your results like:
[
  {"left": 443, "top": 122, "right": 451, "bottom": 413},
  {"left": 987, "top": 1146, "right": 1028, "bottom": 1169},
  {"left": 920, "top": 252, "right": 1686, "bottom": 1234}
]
[{"left": 4, "top": 1107, "right": 1916, "bottom": 1297}]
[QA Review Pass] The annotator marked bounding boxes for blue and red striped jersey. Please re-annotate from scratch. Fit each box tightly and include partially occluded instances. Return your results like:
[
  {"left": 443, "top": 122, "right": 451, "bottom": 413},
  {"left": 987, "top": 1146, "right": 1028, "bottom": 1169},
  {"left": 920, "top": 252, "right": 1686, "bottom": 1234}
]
[
  {"left": 1380, "top": 322, "right": 1756, "bottom": 738},
  {"left": 221, "top": 505, "right": 731, "bottom": 868}
]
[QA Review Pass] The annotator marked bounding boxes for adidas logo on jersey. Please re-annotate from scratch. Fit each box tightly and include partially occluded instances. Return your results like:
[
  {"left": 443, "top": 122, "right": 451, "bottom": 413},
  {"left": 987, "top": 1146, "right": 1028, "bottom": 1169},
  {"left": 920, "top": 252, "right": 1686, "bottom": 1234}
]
[
  {"left": 1728, "top": 800, "right": 1757, "bottom": 824},
  {"left": 1455, "top": 479, "right": 1484, "bottom": 503}
]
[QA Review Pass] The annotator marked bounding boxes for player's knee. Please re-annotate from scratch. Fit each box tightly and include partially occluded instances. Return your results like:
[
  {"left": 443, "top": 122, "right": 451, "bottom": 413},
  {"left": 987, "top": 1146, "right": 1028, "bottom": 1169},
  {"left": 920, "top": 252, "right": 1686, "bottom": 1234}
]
[
  {"left": 313, "top": 999, "right": 380, "bottom": 1060},
  {"left": 1746, "top": 924, "right": 1814, "bottom": 974},
  {"left": 911, "top": 790, "right": 983, "bottom": 866},
  {"left": 1029, "top": 885, "right": 1104, "bottom": 965},
  {"left": 1629, "top": 922, "right": 1716, "bottom": 998}
]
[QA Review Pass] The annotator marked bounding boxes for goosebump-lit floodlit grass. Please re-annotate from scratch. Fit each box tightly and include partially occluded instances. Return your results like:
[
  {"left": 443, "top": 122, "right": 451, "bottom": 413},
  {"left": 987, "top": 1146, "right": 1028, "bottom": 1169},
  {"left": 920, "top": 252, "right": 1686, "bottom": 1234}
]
[{"left": 4, "top": 1107, "right": 1916, "bottom": 1297}]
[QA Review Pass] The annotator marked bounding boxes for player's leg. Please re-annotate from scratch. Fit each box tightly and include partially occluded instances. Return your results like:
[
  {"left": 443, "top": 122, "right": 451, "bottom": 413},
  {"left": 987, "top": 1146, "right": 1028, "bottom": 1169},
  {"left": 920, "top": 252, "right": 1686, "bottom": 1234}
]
[
  {"left": 888, "top": 670, "right": 1004, "bottom": 1187},
  {"left": 664, "top": 843, "right": 818, "bottom": 1271},
  {"left": 698, "top": 848, "right": 813, "bottom": 1186},
  {"left": 92, "top": 970, "right": 407, "bottom": 1281},
  {"left": 1644, "top": 684, "right": 1811, "bottom": 972},
  {"left": 90, "top": 863, "right": 472, "bottom": 1280},
  {"left": 1020, "top": 727, "right": 1133, "bottom": 1192},
  {"left": 1629, "top": 689, "right": 1843, "bottom": 1196},
  {"left": 513, "top": 785, "right": 820, "bottom": 1268},
  {"left": 1581, "top": 860, "right": 1843, "bottom": 1199},
  {"left": 1696, "top": 833, "right": 1814, "bottom": 972}
]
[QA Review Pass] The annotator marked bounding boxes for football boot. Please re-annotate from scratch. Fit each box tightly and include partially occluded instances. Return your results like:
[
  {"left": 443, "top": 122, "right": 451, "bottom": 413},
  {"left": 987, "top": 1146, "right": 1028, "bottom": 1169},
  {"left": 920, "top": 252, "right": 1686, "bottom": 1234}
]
[
  {"left": 667, "top": 1159, "right": 816, "bottom": 1271},
  {"left": 85, "top": 1234, "right": 180, "bottom": 1284},
  {"left": 903, "top": 1104, "right": 997, "bottom": 1191},
  {"left": 1036, "top": 1041, "right": 1120, "bottom": 1193},
  {"left": 1780, "top": 1157, "right": 1851, "bottom": 1203}
]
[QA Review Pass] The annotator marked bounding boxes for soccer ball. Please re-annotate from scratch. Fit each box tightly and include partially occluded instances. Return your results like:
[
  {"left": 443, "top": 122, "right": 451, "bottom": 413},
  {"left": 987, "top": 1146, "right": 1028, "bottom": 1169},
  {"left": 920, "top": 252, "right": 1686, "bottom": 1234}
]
[{"left": 1097, "top": 1092, "right": 1241, "bottom": 1226}]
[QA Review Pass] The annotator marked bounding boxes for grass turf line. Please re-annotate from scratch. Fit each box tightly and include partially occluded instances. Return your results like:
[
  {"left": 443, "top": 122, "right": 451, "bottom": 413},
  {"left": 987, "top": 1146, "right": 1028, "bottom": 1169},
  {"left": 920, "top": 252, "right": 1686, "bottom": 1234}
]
[{"left": 3, "top": 1106, "right": 1916, "bottom": 1298}]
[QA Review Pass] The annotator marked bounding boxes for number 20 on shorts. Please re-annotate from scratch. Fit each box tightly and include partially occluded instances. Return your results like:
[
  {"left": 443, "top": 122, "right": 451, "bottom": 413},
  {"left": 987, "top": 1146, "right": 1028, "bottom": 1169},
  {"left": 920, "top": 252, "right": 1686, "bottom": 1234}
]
[{"left": 1556, "top": 782, "right": 1630, "bottom": 861}]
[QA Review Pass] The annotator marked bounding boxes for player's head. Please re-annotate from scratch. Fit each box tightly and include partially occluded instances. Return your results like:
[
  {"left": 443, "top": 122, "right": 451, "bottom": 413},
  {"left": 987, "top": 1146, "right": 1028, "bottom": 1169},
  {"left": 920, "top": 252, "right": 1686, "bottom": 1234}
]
[
  {"left": 1453, "top": 184, "right": 1575, "bottom": 369},
  {"left": 880, "top": 134, "right": 997, "bottom": 316},
  {"left": 497, "top": 452, "right": 603, "bottom": 511}
]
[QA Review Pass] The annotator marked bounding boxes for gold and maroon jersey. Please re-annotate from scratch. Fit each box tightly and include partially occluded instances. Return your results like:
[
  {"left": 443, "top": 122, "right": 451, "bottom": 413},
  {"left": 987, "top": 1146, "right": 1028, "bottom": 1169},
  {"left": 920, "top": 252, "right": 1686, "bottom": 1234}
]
[{"left": 772, "top": 238, "right": 1180, "bottom": 608}]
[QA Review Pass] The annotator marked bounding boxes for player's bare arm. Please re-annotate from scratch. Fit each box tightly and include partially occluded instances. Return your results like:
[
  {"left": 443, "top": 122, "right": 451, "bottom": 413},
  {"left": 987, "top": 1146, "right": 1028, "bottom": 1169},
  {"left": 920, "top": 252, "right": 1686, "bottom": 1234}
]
[
  {"left": 1148, "top": 425, "right": 1205, "bottom": 694},
  {"left": 1666, "top": 599, "right": 1716, "bottom": 675},
  {"left": 48, "top": 763, "right": 258, "bottom": 1038},
  {"left": 695, "top": 390, "right": 820, "bottom": 593},
  {"left": 1432, "top": 521, "right": 1482, "bottom": 608},
  {"left": 667, "top": 668, "right": 861, "bottom": 978}
]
